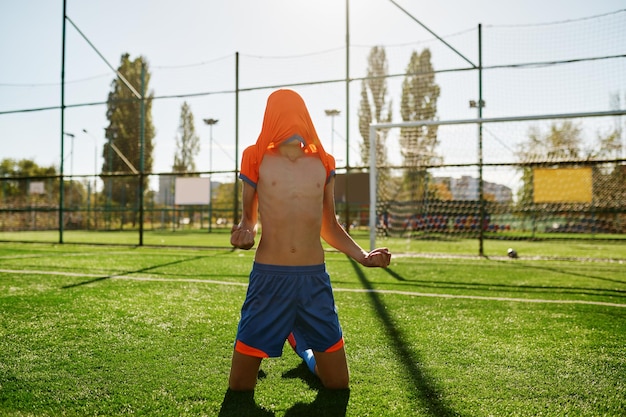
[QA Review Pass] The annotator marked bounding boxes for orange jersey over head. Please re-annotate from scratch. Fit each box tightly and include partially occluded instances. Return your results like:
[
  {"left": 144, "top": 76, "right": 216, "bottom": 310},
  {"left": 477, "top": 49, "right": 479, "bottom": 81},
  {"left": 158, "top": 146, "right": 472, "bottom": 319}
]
[{"left": 239, "top": 89, "right": 336, "bottom": 188}]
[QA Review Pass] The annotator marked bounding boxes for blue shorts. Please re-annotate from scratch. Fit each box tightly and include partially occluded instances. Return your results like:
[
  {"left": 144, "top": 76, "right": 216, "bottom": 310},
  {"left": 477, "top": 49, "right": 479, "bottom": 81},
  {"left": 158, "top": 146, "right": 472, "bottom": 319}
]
[{"left": 234, "top": 262, "right": 344, "bottom": 358}]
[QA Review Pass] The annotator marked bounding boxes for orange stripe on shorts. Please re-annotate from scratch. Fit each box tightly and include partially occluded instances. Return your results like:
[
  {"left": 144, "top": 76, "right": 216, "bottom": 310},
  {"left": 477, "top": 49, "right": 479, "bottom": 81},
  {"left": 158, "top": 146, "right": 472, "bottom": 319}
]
[
  {"left": 324, "top": 337, "right": 345, "bottom": 353},
  {"left": 235, "top": 340, "right": 269, "bottom": 358}
]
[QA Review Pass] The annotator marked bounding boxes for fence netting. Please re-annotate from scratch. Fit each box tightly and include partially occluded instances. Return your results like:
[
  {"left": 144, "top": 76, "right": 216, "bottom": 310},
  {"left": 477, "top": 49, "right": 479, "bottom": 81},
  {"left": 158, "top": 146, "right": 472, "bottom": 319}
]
[{"left": 1, "top": 10, "right": 625, "bottom": 246}]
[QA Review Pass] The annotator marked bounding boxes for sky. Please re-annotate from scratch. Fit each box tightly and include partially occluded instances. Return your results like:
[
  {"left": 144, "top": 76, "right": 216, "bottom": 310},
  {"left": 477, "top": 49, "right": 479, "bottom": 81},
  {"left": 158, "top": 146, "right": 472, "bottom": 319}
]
[{"left": 1, "top": 0, "right": 625, "bottom": 192}]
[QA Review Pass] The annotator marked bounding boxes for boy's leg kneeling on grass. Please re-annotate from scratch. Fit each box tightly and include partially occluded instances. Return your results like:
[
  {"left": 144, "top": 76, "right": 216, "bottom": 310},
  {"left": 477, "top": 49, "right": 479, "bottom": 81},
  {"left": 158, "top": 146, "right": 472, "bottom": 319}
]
[
  {"left": 314, "top": 347, "right": 350, "bottom": 389},
  {"left": 229, "top": 350, "right": 263, "bottom": 391}
]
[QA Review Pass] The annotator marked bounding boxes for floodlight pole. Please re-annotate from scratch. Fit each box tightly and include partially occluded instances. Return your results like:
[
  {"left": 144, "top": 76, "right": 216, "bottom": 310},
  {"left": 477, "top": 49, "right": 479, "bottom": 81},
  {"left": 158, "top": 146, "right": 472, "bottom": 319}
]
[
  {"left": 82, "top": 129, "right": 99, "bottom": 230},
  {"left": 63, "top": 131, "right": 75, "bottom": 214},
  {"left": 325, "top": 109, "right": 340, "bottom": 155},
  {"left": 63, "top": 132, "right": 75, "bottom": 173},
  {"left": 204, "top": 118, "right": 219, "bottom": 233},
  {"left": 104, "top": 126, "right": 116, "bottom": 229},
  {"left": 82, "top": 129, "right": 98, "bottom": 187}
]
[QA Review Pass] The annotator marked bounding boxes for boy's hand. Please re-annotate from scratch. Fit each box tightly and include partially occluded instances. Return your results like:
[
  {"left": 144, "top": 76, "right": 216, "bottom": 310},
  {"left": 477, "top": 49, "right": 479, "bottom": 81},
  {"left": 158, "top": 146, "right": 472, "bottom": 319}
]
[
  {"left": 231, "top": 224, "right": 255, "bottom": 250},
  {"left": 362, "top": 248, "right": 391, "bottom": 268}
]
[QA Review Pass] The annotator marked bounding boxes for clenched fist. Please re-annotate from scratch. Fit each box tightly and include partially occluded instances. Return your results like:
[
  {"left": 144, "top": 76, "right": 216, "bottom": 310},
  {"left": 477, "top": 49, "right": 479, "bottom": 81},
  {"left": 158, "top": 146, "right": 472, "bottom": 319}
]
[
  {"left": 362, "top": 247, "right": 392, "bottom": 268},
  {"left": 231, "top": 224, "right": 256, "bottom": 250}
]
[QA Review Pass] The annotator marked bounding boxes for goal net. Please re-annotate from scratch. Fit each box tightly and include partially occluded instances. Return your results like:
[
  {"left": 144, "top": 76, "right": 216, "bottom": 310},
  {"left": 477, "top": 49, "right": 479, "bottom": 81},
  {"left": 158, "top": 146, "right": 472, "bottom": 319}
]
[{"left": 366, "top": 112, "right": 626, "bottom": 250}]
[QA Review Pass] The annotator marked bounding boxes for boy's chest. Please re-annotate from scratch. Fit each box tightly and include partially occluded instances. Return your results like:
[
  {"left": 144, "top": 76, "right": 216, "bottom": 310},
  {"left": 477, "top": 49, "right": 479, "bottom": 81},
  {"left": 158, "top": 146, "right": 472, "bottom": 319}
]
[{"left": 259, "top": 154, "right": 326, "bottom": 189}]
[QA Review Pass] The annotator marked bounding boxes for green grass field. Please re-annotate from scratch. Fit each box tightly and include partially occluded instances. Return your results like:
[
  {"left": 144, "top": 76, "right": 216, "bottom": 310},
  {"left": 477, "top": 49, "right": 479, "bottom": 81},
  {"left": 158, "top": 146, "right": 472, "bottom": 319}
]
[
  {"left": 2, "top": 228, "right": 626, "bottom": 260},
  {"left": 1, "top": 240, "right": 625, "bottom": 416}
]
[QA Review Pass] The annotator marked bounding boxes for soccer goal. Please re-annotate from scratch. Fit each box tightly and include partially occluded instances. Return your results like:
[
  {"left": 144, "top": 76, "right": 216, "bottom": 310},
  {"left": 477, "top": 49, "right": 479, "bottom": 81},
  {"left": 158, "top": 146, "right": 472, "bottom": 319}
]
[{"left": 367, "top": 110, "right": 626, "bottom": 252}]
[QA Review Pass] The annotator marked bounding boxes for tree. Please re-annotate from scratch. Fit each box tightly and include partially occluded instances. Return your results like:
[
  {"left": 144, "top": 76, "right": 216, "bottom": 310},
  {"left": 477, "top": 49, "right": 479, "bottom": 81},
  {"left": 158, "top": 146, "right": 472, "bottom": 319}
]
[
  {"left": 0, "top": 158, "right": 57, "bottom": 201},
  {"left": 172, "top": 102, "right": 200, "bottom": 174},
  {"left": 399, "top": 48, "right": 441, "bottom": 202},
  {"left": 358, "top": 46, "right": 392, "bottom": 201},
  {"left": 587, "top": 94, "right": 625, "bottom": 209},
  {"left": 517, "top": 121, "right": 583, "bottom": 163},
  {"left": 212, "top": 182, "right": 236, "bottom": 224},
  {"left": 103, "top": 54, "right": 155, "bottom": 225}
]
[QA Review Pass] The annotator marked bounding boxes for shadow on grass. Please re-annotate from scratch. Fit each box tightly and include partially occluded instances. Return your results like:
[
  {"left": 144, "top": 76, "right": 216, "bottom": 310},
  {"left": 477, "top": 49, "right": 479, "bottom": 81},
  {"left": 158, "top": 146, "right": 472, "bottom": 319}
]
[
  {"left": 349, "top": 258, "right": 461, "bottom": 417},
  {"left": 218, "top": 363, "right": 349, "bottom": 417},
  {"left": 496, "top": 259, "right": 626, "bottom": 287},
  {"left": 61, "top": 254, "right": 210, "bottom": 289},
  {"left": 282, "top": 362, "right": 350, "bottom": 416},
  {"left": 384, "top": 267, "right": 407, "bottom": 281},
  {"left": 218, "top": 389, "right": 275, "bottom": 417},
  {"left": 382, "top": 262, "right": 626, "bottom": 299}
]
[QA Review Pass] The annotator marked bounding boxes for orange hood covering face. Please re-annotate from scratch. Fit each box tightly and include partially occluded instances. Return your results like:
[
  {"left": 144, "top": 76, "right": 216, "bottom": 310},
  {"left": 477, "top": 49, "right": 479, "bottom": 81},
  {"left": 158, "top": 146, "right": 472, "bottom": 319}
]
[{"left": 239, "top": 89, "right": 336, "bottom": 188}]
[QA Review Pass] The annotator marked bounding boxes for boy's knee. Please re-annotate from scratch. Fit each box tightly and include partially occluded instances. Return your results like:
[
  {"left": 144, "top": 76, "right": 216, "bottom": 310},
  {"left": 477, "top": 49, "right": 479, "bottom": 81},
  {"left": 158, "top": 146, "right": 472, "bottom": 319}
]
[
  {"left": 229, "top": 350, "right": 262, "bottom": 391},
  {"left": 321, "top": 374, "right": 350, "bottom": 390},
  {"left": 228, "top": 377, "right": 256, "bottom": 392}
]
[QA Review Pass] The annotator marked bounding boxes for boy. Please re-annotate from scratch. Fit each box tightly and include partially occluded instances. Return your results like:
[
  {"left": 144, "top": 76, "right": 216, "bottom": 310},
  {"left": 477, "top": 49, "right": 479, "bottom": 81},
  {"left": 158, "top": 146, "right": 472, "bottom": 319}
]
[{"left": 229, "top": 89, "right": 391, "bottom": 391}]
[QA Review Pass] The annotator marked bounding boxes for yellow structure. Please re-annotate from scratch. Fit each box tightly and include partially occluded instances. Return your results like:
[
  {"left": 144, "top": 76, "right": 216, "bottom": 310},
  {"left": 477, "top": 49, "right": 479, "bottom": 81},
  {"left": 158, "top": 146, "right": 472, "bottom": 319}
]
[{"left": 533, "top": 167, "right": 592, "bottom": 203}]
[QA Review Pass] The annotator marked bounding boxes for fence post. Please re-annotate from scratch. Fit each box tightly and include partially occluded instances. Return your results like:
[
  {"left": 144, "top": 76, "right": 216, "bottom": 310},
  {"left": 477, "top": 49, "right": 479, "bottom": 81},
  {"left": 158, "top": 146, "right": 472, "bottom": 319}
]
[
  {"left": 59, "top": 0, "right": 68, "bottom": 244},
  {"left": 139, "top": 63, "right": 145, "bottom": 246},
  {"left": 478, "top": 23, "right": 485, "bottom": 257},
  {"left": 233, "top": 52, "right": 240, "bottom": 226}
]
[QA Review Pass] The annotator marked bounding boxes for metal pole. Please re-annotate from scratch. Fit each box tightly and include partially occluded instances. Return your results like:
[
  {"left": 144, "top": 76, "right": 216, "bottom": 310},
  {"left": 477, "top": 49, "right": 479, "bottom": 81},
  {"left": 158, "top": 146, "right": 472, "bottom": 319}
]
[
  {"left": 325, "top": 109, "right": 340, "bottom": 155},
  {"left": 63, "top": 132, "right": 75, "bottom": 222},
  {"left": 344, "top": 0, "right": 351, "bottom": 234},
  {"left": 203, "top": 118, "right": 219, "bottom": 233},
  {"left": 210, "top": 124, "right": 212, "bottom": 233},
  {"left": 388, "top": 0, "right": 476, "bottom": 68},
  {"left": 82, "top": 128, "right": 98, "bottom": 229},
  {"left": 70, "top": 133, "right": 74, "bottom": 187},
  {"left": 369, "top": 125, "right": 377, "bottom": 251},
  {"left": 478, "top": 24, "right": 485, "bottom": 257},
  {"left": 234, "top": 52, "right": 240, "bottom": 225},
  {"left": 106, "top": 129, "right": 112, "bottom": 229},
  {"left": 59, "top": 0, "right": 67, "bottom": 244},
  {"left": 370, "top": 109, "right": 626, "bottom": 130},
  {"left": 139, "top": 63, "right": 145, "bottom": 246}
]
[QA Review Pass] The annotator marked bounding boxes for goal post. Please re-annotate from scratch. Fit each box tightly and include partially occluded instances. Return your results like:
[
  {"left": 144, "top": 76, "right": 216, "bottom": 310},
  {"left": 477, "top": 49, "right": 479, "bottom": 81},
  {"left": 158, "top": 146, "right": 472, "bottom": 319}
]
[{"left": 367, "top": 109, "right": 626, "bottom": 252}]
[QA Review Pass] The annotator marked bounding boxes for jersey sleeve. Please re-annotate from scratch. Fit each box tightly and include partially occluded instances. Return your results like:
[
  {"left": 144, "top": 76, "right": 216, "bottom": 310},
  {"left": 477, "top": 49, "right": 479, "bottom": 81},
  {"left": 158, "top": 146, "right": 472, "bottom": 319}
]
[
  {"left": 325, "top": 153, "right": 336, "bottom": 185},
  {"left": 239, "top": 145, "right": 259, "bottom": 188}
]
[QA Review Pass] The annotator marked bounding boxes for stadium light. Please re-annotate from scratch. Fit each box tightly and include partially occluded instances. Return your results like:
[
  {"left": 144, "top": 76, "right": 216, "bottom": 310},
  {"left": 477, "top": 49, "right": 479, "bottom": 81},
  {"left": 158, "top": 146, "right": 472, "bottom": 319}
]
[
  {"left": 82, "top": 129, "right": 99, "bottom": 181},
  {"left": 203, "top": 118, "right": 219, "bottom": 233},
  {"left": 81, "top": 129, "right": 99, "bottom": 230},
  {"left": 324, "top": 109, "right": 340, "bottom": 155},
  {"left": 203, "top": 118, "right": 219, "bottom": 175},
  {"left": 63, "top": 132, "right": 75, "bottom": 180}
]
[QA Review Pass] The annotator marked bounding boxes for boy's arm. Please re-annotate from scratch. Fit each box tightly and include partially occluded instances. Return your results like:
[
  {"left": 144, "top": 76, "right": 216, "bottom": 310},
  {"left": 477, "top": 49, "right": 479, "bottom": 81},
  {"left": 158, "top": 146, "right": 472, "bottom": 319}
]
[
  {"left": 231, "top": 182, "right": 258, "bottom": 250},
  {"left": 320, "top": 177, "right": 391, "bottom": 268}
]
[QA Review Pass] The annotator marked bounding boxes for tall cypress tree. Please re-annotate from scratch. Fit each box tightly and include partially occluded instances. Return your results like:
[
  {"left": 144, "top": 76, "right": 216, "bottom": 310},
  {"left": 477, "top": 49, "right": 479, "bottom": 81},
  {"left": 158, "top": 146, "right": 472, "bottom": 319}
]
[
  {"left": 103, "top": 54, "right": 155, "bottom": 224},
  {"left": 358, "top": 46, "right": 393, "bottom": 202},
  {"left": 358, "top": 46, "right": 392, "bottom": 167},
  {"left": 172, "top": 101, "right": 200, "bottom": 174},
  {"left": 399, "top": 48, "right": 441, "bottom": 202}
]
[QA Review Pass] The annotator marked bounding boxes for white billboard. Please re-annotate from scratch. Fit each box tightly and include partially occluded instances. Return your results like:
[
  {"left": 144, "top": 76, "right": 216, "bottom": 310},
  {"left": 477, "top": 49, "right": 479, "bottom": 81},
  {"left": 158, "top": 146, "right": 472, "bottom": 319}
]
[
  {"left": 174, "top": 177, "right": 211, "bottom": 205},
  {"left": 29, "top": 181, "right": 45, "bottom": 195}
]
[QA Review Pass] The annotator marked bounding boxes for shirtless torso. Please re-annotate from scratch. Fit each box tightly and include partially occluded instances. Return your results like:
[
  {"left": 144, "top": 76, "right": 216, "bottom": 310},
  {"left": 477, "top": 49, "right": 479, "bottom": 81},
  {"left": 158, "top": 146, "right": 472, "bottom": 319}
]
[
  {"left": 254, "top": 143, "right": 326, "bottom": 266},
  {"left": 231, "top": 139, "right": 389, "bottom": 267}
]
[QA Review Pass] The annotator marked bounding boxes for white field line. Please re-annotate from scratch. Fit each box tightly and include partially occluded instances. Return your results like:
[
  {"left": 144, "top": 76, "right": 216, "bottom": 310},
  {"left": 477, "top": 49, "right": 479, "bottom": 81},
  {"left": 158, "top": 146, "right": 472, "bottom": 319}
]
[
  {"left": 2, "top": 268, "right": 625, "bottom": 308},
  {"left": 0, "top": 269, "right": 247, "bottom": 287},
  {"left": 0, "top": 251, "right": 152, "bottom": 260}
]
